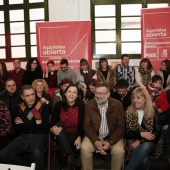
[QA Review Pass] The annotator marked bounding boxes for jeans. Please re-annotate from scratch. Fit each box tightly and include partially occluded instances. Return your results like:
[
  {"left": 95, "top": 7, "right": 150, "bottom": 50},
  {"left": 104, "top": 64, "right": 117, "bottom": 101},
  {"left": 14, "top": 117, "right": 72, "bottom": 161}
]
[
  {"left": 125, "top": 142, "right": 156, "bottom": 170},
  {"left": 0, "top": 134, "right": 48, "bottom": 170}
]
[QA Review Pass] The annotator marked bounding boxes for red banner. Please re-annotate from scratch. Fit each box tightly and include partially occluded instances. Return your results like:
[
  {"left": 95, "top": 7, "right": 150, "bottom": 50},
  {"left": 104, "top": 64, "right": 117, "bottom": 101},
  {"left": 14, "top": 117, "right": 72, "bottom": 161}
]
[
  {"left": 36, "top": 21, "right": 92, "bottom": 72},
  {"left": 141, "top": 8, "right": 170, "bottom": 71}
]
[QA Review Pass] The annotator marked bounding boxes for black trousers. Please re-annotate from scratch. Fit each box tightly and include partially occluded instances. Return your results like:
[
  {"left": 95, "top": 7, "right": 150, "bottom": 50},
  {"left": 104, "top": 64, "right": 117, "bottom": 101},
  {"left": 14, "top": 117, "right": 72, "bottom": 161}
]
[{"left": 54, "top": 122, "right": 78, "bottom": 168}]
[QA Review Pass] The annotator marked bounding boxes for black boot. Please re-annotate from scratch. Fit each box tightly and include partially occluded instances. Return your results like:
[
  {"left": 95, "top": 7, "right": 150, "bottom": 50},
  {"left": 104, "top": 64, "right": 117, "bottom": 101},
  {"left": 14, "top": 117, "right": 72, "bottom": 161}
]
[{"left": 65, "top": 154, "right": 74, "bottom": 170}]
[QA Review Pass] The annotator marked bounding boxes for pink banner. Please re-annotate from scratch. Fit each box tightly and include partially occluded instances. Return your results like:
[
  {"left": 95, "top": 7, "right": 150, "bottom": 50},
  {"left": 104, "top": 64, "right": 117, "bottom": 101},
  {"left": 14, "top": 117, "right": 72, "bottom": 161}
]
[
  {"left": 36, "top": 21, "right": 92, "bottom": 72},
  {"left": 141, "top": 8, "right": 170, "bottom": 71}
]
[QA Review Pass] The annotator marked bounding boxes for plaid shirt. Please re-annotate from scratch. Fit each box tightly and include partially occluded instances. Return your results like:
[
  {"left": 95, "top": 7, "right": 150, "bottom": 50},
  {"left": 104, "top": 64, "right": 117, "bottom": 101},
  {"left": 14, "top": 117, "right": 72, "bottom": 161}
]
[{"left": 115, "top": 64, "right": 135, "bottom": 89}]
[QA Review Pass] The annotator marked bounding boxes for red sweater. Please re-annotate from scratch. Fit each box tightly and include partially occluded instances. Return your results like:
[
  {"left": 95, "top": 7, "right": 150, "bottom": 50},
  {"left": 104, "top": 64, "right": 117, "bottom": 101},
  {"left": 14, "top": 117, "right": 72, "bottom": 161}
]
[
  {"left": 146, "top": 86, "right": 170, "bottom": 113},
  {"left": 10, "top": 68, "right": 25, "bottom": 89}
]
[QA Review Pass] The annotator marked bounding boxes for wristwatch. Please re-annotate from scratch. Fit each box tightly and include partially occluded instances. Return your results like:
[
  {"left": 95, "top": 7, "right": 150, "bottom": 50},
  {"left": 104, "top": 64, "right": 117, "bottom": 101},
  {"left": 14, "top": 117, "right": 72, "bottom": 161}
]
[{"left": 109, "top": 140, "right": 114, "bottom": 146}]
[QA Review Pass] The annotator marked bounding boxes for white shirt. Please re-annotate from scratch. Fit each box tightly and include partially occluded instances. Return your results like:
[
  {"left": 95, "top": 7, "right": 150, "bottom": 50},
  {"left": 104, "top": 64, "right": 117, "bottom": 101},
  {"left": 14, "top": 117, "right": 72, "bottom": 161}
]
[{"left": 137, "top": 110, "right": 144, "bottom": 125}]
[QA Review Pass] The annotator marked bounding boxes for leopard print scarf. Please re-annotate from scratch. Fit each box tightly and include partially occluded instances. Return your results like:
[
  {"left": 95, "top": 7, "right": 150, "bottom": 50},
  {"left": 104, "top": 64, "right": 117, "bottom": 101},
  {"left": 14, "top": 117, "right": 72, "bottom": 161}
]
[
  {"left": 138, "top": 66, "right": 153, "bottom": 86},
  {"left": 125, "top": 107, "right": 163, "bottom": 161}
]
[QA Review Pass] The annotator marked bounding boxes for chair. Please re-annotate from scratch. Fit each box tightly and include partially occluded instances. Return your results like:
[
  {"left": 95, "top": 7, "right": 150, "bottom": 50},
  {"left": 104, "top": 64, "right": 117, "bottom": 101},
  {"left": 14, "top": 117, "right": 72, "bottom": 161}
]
[{"left": 0, "top": 163, "right": 36, "bottom": 170}]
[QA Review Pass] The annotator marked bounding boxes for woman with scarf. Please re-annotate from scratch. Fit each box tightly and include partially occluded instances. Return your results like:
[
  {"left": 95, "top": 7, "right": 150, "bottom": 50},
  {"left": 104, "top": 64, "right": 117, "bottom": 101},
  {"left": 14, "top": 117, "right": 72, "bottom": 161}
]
[
  {"left": 135, "top": 58, "right": 155, "bottom": 88},
  {"left": 156, "top": 59, "right": 170, "bottom": 91},
  {"left": 50, "top": 84, "right": 84, "bottom": 170},
  {"left": 32, "top": 79, "right": 53, "bottom": 113},
  {"left": 44, "top": 60, "right": 58, "bottom": 99},
  {"left": 77, "top": 58, "right": 96, "bottom": 90},
  {"left": 125, "top": 87, "right": 161, "bottom": 170}
]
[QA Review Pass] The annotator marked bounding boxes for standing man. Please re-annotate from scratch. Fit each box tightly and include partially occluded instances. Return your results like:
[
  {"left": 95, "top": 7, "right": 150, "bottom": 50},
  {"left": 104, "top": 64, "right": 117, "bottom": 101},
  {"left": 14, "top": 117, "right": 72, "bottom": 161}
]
[
  {"left": 115, "top": 54, "right": 135, "bottom": 90},
  {"left": 10, "top": 59, "right": 25, "bottom": 89},
  {"left": 57, "top": 59, "right": 77, "bottom": 85},
  {"left": 0, "top": 85, "right": 49, "bottom": 170},
  {"left": 110, "top": 78, "right": 132, "bottom": 111},
  {"left": 81, "top": 82, "right": 125, "bottom": 170}
]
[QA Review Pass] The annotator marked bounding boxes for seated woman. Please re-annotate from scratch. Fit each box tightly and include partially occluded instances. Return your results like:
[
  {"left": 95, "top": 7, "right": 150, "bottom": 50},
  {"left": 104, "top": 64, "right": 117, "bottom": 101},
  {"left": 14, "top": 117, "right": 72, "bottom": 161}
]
[
  {"left": 135, "top": 58, "right": 154, "bottom": 88},
  {"left": 53, "top": 78, "right": 73, "bottom": 108},
  {"left": 80, "top": 78, "right": 98, "bottom": 103},
  {"left": 50, "top": 84, "right": 84, "bottom": 170},
  {"left": 77, "top": 58, "right": 96, "bottom": 90},
  {"left": 32, "top": 79, "right": 53, "bottom": 113},
  {"left": 125, "top": 87, "right": 161, "bottom": 170}
]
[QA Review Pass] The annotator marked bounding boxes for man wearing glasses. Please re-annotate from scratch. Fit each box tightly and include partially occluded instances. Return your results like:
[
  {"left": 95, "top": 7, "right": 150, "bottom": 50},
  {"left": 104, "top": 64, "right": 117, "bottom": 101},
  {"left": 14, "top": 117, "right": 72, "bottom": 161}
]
[
  {"left": 57, "top": 59, "right": 77, "bottom": 85},
  {"left": 81, "top": 82, "right": 125, "bottom": 170}
]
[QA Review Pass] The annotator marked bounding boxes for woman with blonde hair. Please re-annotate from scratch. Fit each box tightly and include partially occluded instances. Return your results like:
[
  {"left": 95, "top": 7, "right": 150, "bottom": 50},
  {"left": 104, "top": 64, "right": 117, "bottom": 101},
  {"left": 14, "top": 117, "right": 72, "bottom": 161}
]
[
  {"left": 125, "top": 87, "right": 161, "bottom": 170},
  {"left": 32, "top": 79, "right": 52, "bottom": 112},
  {"left": 77, "top": 58, "right": 96, "bottom": 90}
]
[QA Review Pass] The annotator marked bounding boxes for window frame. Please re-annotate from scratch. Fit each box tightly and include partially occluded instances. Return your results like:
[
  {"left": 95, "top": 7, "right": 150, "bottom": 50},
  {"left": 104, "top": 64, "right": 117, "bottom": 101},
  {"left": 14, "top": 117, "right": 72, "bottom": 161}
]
[
  {"left": 0, "top": 0, "right": 49, "bottom": 62},
  {"left": 91, "top": 0, "right": 170, "bottom": 60}
]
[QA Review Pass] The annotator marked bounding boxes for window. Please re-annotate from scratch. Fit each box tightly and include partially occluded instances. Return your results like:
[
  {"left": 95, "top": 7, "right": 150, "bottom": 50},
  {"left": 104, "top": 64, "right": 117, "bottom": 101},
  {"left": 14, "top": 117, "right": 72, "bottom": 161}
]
[
  {"left": 91, "top": 0, "right": 169, "bottom": 59},
  {"left": 0, "top": 0, "right": 48, "bottom": 61}
]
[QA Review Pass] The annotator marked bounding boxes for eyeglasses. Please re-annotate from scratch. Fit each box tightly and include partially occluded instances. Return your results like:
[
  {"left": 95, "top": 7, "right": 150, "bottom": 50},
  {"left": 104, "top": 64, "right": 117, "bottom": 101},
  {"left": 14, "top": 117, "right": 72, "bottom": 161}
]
[{"left": 95, "top": 91, "right": 108, "bottom": 96}]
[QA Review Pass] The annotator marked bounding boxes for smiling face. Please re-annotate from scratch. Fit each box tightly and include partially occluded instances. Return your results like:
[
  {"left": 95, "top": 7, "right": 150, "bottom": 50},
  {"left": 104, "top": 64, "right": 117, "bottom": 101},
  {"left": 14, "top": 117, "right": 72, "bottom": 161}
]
[
  {"left": 132, "top": 93, "right": 146, "bottom": 110},
  {"left": 95, "top": 86, "right": 110, "bottom": 105},
  {"left": 36, "top": 81, "right": 44, "bottom": 93},
  {"left": 47, "top": 63, "right": 55, "bottom": 72},
  {"left": 141, "top": 61, "right": 148, "bottom": 70},
  {"left": 101, "top": 61, "right": 108, "bottom": 70},
  {"left": 121, "top": 56, "right": 129, "bottom": 67},
  {"left": 80, "top": 64, "right": 88, "bottom": 71},
  {"left": 117, "top": 87, "right": 127, "bottom": 97},
  {"left": 65, "top": 86, "right": 78, "bottom": 105}
]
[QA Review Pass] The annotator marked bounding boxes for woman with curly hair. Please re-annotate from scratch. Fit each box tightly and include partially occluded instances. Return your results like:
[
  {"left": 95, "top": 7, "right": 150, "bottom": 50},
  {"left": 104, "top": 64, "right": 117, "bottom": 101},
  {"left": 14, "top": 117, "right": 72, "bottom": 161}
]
[
  {"left": 22, "top": 58, "right": 43, "bottom": 85},
  {"left": 135, "top": 58, "right": 155, "bottom": 88},
  {"left": 32, "top": 79, "right": 52, "bottom": 112},
  {"left": 156, "top": 59, "right": 170, "bottom": 90},
  {"left": 125, "top": 87, "right": 161, "bottom": 170},
  {"left": 0, "top": 62, "right": 10, "bottom": 92},
  {"left": 96, "top": 57, "right": 116, "bottom": 91}
]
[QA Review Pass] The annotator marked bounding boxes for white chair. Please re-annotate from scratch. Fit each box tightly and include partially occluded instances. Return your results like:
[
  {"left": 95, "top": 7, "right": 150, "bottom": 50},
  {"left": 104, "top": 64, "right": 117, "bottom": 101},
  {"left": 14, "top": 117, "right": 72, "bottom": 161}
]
[{"left": 0, "top": 163, "right": 35, "bottom": 170}]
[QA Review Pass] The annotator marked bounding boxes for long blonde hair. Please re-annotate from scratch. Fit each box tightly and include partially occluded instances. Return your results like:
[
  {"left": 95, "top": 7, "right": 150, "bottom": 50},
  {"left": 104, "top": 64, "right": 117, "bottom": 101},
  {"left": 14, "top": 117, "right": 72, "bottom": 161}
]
[{"left": 129, "top": 87, "right": 154, "bottom": 118}]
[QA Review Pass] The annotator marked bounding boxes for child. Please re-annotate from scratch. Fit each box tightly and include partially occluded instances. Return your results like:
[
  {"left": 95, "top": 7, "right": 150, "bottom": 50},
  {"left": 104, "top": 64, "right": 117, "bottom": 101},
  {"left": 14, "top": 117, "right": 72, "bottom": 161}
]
[{"left": 146, "top": 75, "right": 169, "bottom": 114}]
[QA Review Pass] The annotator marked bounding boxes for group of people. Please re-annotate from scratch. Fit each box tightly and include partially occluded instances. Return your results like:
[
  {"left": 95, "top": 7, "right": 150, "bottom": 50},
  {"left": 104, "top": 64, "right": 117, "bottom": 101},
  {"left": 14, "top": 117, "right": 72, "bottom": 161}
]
[{"left": 0, "top": 55, "right": 169, "bottom": 170}]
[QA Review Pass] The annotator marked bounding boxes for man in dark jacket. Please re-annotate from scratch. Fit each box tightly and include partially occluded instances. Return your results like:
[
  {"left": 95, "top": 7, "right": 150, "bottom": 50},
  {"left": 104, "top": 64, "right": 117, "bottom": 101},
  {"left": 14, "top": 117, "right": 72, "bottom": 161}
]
[
  {"left": 81, "top": 82, "right": 125, "bottom": 170},
  {"left": 0, "top": 78, "right": 22, "bottom": 123},
  {"left": 0, "top": 85, "right": 49, "bottom": 170}
]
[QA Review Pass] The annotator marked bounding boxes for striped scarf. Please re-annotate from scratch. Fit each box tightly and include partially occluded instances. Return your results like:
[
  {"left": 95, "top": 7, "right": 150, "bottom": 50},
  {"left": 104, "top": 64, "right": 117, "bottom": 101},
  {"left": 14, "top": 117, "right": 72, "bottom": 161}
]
[{"left": 19, "top": 101, "right": 43, "bottom": 120}]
